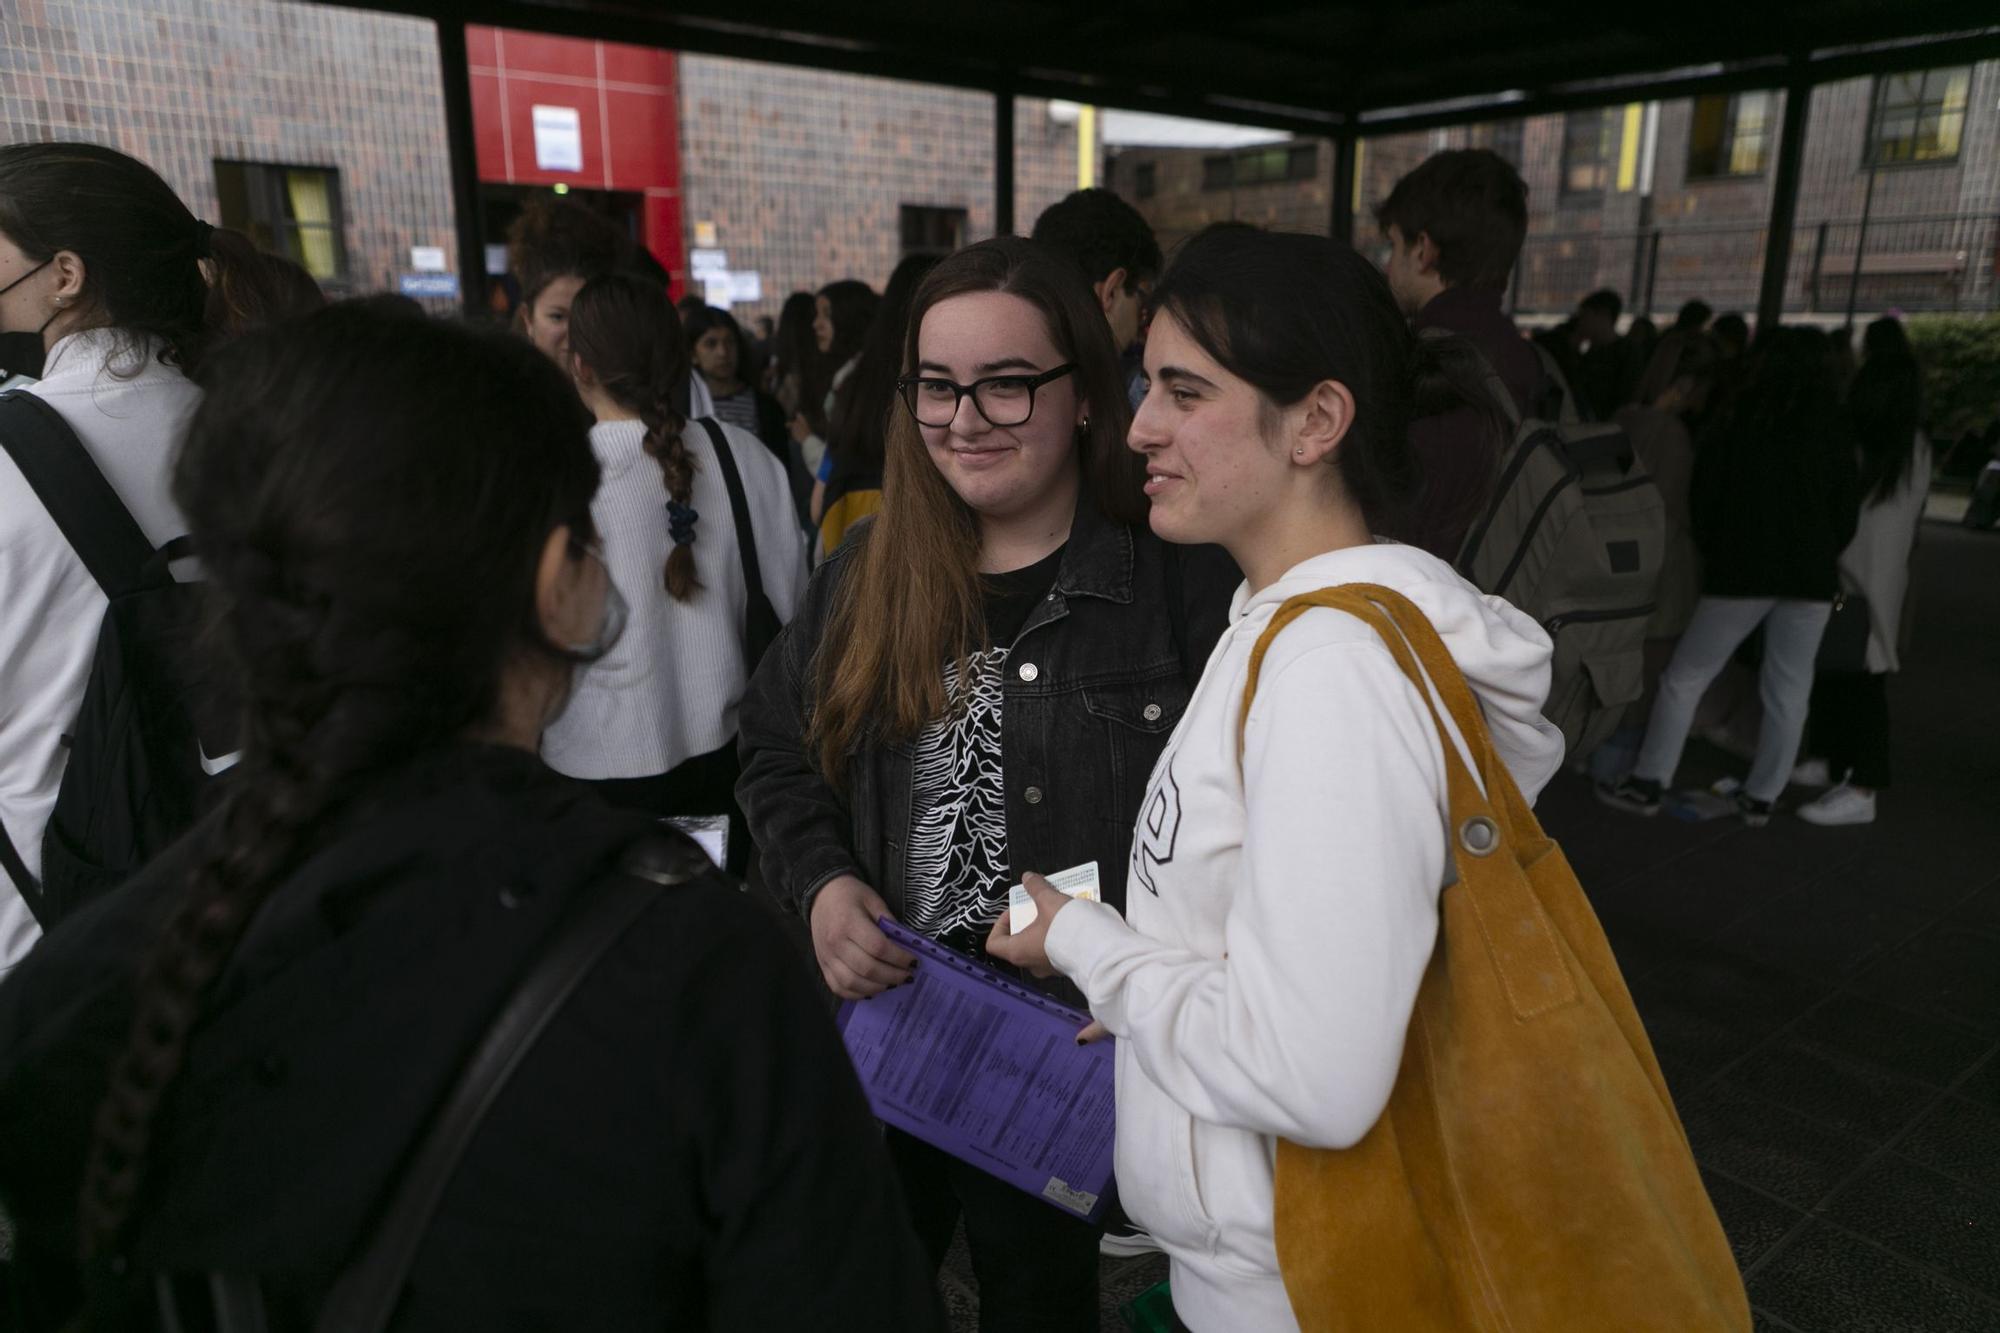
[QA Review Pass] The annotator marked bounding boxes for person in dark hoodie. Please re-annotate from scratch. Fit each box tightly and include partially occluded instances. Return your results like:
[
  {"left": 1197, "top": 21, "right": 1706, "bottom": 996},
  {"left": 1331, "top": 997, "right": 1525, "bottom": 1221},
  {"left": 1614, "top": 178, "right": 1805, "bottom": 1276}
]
[
  {"left": 0, "top": 300, "right": 942, "bottom": 1333},
  {"left": 1598, "top": 327, "right": 1864, "bottom": 826},
  {"left": 1375, "top": 148, "right": 1548, "bottom": 560}
]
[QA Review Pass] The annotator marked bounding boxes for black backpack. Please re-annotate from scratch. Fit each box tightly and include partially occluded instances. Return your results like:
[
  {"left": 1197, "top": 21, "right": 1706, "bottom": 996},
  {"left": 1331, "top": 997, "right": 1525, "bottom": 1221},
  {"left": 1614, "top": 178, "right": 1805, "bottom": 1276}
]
[{"left": 0, "top": 391, "right": 236, "bottom": 928}]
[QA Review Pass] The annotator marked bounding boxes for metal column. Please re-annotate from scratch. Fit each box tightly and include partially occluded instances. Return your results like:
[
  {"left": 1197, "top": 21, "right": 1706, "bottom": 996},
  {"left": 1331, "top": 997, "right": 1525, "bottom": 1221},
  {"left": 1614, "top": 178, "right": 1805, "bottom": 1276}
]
[
  {"left": 995, "top": 92, "right": 1017, "bottom": 236},
  {"left": 1330, "top": 130, "right": 1358, "bottom": 245},
  {"left": 435, "top": 20, "right": 487, "bottom": 317},
  {"left": 1754, "top": 71, "right": 1812, "bottom": 334}
]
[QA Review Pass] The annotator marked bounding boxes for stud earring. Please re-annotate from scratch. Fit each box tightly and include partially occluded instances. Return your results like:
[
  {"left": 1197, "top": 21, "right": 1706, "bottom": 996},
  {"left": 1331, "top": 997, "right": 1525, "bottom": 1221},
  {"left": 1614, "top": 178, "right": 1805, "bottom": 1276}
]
[{"left": 1294, "top": 447, "right": 1304, "bottom": 456}]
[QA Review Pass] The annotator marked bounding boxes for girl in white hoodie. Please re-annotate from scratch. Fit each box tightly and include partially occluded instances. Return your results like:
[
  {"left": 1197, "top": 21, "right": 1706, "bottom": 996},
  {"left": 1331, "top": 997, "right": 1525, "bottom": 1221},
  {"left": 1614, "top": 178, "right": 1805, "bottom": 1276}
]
[{"left": 991, "top": 226, "right": 1566, "bottom": 1331}]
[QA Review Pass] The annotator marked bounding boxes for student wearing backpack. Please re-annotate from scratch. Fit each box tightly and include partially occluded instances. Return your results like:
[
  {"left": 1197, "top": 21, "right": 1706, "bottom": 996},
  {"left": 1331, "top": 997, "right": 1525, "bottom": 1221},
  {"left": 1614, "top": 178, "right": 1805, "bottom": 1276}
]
[
  {"left": 1374, "top": 148, "right": 1548, "bottom": 560},
  {"left": 988, "top": 225, "right": 1566, "bottom": 1332},
  {"left": 545, "top": 273, "right": 807, "bottom": 873},
  {"left": 0, "top": 302, "right": 943, "bottom": 1332},
  {"left": 0, "top": 144, "right": 274, "bottom": 974},
  {"left": 737, "top": 237, "right": 1234, "bottom": 1332}
]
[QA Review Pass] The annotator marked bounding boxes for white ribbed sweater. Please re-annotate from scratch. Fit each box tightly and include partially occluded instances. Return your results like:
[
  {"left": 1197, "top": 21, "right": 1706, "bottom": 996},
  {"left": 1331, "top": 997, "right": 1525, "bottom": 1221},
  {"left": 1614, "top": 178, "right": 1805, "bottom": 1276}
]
[{"left": 541, "top": 418, "right": 807, "bottom": 780}]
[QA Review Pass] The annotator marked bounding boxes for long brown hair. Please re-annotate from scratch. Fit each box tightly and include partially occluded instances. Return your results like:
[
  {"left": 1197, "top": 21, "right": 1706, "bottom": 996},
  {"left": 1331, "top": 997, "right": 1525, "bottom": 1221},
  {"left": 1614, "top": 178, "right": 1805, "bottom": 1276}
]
[
  {"left": 809, "top": 236, "right": 1145, "bottom": 779},
  {"left": 568, "top": 272, "right": 701, "bottom": 600}
]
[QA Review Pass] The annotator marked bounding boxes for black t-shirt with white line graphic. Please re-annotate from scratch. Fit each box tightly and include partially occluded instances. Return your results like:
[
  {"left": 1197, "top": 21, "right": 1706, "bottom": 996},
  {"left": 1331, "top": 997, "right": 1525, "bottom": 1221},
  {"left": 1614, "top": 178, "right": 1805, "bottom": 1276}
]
[{"left": 903, "top": 545, "right": 1065, "bottom": 948}]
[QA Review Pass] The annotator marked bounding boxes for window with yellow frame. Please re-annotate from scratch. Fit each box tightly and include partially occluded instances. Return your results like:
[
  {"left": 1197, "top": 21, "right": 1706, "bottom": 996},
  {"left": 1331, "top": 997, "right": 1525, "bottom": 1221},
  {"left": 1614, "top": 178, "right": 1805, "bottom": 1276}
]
[{"left": 1866, "top": 67, "right": 1971, "bottom": 166}]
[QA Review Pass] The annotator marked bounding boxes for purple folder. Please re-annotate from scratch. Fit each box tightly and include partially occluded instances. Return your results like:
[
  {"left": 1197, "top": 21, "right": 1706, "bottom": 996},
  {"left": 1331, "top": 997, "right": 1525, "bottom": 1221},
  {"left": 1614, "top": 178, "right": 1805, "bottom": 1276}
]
[{"left": 837, "top": 918, "right": 1116, "bottom": 1223}]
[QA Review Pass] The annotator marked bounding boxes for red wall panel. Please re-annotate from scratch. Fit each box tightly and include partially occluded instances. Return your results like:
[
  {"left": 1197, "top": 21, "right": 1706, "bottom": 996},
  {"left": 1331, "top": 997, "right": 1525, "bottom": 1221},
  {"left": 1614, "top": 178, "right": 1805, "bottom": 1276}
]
[{"left": 466, "top": 24, "right": 680, "bottom": 193}]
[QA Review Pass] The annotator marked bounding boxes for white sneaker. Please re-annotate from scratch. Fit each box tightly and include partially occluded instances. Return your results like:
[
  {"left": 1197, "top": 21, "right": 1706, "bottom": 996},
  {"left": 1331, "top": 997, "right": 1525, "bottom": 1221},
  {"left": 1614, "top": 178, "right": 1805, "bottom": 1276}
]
[
  {"left": 1797, "top": 784, "right": 1876, "bottom": 826},
  {"left": 1790, "top": 758, "right": 1835, "bottom": 788}
]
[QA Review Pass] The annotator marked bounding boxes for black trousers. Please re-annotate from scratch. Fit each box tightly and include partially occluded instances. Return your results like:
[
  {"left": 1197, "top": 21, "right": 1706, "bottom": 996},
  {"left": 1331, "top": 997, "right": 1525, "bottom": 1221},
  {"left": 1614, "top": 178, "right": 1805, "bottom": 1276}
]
[
  {"left": 588, "top": 739, "right": 748, "bottom": 875},
  {"left": 1809, "top": 670, "right": 1891, "bottom": 789},
  {"left": 886, "top": 1128, "right": 1101, "bottom": 1333}
]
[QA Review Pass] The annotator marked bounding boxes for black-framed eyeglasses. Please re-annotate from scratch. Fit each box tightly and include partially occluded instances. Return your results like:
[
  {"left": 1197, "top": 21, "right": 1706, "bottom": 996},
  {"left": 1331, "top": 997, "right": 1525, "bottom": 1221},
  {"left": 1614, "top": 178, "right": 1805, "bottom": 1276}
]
[{"left": 896, "top": 363, "right": 1077, "bottom": 428}]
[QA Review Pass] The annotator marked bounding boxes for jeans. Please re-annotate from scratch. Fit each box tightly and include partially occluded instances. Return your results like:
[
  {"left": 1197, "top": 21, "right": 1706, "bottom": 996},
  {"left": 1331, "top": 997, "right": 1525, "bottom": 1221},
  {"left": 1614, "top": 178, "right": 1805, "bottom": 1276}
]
[
  {"left": 1633, "top": 596, "right": 1832, "bottom": 803},
  {"left": 886, "top": 1128, "right": 1101, "bottom": 1333}
]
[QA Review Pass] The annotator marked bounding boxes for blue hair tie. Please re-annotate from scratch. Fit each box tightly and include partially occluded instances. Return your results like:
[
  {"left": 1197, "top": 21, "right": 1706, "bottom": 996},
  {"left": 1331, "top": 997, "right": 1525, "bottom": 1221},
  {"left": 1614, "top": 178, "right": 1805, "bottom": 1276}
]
[{"left": 666, "top": 501, "right": 699, "bottom": 547}]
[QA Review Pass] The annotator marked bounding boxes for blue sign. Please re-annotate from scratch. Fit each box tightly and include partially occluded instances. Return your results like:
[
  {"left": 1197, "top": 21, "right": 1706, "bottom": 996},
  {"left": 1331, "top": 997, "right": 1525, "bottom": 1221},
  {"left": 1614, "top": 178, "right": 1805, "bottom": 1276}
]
[{"left": 398, "top": 272, "right": 460, "bottom": 299}]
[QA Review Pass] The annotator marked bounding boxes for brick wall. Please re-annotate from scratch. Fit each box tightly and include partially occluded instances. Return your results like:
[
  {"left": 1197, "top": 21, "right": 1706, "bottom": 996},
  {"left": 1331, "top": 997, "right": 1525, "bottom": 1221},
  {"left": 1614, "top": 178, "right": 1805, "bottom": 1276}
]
[
  {"left": 1108, "top": 138, "right": 1335, "bottom": 256},
  {"left": 677, "top": 54, "right": 1085, "bottom": 322},
  {"left": 0, "top": 0, "right": 458, "bottom": 299}
]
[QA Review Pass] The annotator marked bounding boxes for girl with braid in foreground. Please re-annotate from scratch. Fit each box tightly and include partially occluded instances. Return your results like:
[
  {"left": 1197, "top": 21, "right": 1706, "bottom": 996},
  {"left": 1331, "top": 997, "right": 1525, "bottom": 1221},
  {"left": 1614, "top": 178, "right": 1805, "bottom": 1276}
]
[{"left": 0, "top": 301, "right": 940, "bottom": 1332}]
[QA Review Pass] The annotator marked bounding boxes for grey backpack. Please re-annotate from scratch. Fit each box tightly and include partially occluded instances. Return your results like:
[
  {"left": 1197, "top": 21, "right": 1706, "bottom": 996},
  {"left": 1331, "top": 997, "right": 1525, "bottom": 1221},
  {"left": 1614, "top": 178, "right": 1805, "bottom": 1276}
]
[{"left": 1446, "top": 342, "right": 1666, "bottom": 758}]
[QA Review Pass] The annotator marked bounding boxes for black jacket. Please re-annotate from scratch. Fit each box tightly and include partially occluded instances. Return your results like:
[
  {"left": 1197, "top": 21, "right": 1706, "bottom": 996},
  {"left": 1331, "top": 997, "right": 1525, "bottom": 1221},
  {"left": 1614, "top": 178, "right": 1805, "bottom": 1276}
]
[
  {"left": 1690, "top": 421, "right": 1863, "bottom": 601},
  {"left": 737, "top": 498, "right": 1236, "bottom": 927},
  {"left": 0, "top": 745, "right": 942, "bottom": 1332}
]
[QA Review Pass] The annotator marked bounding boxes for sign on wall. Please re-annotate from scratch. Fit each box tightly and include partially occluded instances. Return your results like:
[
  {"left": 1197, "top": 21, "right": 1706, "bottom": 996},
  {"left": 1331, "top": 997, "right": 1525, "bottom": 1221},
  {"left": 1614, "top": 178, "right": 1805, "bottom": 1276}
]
[
  {"left": 531, "top": 104, "right": 584, "bottom": 172},
  {"left": 398, "top": 273, "right": 461, "bottom": 299}
]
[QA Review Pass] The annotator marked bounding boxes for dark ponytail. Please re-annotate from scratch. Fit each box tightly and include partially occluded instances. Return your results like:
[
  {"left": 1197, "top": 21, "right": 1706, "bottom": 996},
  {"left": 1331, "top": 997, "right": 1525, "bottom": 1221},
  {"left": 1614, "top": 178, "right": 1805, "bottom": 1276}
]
[
  {"left": 0, "top": 143, "right": 285, "bottom": 376},
  {"left": 568, "top": 272, "right": 701, "bottom": 601},
  {"left": 1149, "top": 225, "right": 1513, "bottom": 528},
  {"left": 77, "top": 300, "right": 601, "bottom": 1258}
]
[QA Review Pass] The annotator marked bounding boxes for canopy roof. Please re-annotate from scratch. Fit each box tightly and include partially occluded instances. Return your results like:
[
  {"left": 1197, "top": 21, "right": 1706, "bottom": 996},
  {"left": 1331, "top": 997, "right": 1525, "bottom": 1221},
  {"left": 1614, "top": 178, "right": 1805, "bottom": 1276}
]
[{"left": 359, "top": 0, "right": 2000, "bottom": 133}]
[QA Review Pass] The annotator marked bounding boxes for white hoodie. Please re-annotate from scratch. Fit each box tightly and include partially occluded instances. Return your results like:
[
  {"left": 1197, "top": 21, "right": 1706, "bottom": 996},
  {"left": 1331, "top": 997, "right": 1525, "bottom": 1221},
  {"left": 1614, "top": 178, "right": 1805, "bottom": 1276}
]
[{"left": 1044, "top": 541, "right": 1565, "bottom": 1333}]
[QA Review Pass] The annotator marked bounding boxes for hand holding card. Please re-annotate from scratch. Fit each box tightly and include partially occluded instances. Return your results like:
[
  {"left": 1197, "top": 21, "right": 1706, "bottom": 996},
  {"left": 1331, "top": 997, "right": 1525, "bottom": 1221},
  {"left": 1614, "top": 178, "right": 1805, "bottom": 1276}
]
[{"left": 1007, "top": 860, "right": 1101, "bottom": 934}]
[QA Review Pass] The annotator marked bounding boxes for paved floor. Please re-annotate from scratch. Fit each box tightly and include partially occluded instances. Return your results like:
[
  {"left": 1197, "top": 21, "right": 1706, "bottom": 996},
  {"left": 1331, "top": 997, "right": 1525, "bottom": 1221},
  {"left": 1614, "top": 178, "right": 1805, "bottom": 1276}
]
[{"left": 946, "top": 519, "right": 2000, "bottom": 1331}]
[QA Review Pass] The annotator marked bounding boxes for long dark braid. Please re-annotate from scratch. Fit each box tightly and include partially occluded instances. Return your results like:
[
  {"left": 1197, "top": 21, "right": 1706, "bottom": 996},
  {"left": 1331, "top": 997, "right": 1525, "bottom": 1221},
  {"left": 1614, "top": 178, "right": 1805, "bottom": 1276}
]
[
  {"left": 77, "top": 299, "right": 601, "bottom": 1259},
  {"left": 568, "top": 272, "right": 700, "bottom": 601}
]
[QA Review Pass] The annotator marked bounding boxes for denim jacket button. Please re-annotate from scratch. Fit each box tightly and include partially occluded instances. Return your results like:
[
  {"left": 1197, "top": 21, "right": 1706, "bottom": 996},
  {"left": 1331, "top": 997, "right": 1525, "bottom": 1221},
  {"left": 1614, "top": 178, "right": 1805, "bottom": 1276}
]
[
  {"left": 1142, "top": 702, "right": 1163, "bottom": 721},
  {"left": 1025, "top": 786, "right": 1044, "bottom": 805},
  {"left": 1017, "top": 661, "right": 1040, "bottom": 682}
]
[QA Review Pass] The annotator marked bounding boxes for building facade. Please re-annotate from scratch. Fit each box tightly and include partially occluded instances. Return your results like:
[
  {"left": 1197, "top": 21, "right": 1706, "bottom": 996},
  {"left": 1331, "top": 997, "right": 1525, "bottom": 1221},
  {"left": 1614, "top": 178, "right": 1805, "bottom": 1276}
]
[
  {"left": 0, "top": 0, "right": 458, "bottom": 300},
  {"left": 0, "top": 0, "right": 1093, "bottom": 321},
  {"left": 1108, "top": 61, "right": 2000, "bottom": 319}
]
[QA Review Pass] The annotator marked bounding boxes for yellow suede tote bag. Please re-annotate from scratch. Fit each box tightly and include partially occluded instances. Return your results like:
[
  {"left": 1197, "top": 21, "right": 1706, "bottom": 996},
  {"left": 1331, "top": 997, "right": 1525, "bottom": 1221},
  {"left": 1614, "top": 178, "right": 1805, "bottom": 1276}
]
[{"left": 1240, "top": 584, "right": 1749, "bottom": 1332}]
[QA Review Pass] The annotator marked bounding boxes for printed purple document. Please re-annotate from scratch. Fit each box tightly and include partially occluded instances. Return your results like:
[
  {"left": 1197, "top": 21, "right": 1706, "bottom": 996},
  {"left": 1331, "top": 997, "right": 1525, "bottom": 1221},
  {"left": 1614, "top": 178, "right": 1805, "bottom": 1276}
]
[{"left": 836, "top": 918, "right": 1116, "bottom": 1223}]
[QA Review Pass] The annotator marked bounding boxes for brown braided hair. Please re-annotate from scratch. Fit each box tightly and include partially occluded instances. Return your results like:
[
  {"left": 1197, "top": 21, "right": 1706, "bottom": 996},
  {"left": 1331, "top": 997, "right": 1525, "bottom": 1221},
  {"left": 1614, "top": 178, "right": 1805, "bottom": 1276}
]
[
  {"left": 567, "top": 271, "right": 701, "bottom": 601},
  {"left": 76, "top": 298, "right": 601, "bottom": 1261}
]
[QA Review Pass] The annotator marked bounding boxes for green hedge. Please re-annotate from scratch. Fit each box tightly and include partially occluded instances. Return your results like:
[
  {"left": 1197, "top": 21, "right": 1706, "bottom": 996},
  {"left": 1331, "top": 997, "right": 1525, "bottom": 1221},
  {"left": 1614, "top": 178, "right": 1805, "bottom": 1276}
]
[{"left": 1905, "top": 314, "right": 2000, "bottom": 440}]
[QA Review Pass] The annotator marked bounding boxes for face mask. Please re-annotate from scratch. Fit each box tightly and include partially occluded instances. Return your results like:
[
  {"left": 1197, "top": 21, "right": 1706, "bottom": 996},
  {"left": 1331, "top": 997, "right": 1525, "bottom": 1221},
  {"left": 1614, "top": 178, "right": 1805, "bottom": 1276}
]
[
  {"left": 0, "top": 260, "right": 63, "bottom": 338},
  {"left": 570, "top": 574, "right": 629, "bottom": 659}
]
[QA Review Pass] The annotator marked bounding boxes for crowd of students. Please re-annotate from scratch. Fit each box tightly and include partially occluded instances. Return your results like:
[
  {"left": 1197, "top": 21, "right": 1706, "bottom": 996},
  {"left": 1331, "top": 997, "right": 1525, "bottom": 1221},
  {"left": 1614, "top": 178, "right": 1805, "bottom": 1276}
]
[{"left": 0, "top": 136, "right": 1931, "bottom": 1332}]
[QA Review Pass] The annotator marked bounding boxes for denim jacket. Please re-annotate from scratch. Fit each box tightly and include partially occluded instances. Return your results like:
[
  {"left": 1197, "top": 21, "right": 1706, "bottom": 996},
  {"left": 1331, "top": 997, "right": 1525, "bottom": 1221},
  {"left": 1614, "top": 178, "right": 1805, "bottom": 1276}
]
[{"left": 737, "top": 498, "right": 1236, "bottom": 926}]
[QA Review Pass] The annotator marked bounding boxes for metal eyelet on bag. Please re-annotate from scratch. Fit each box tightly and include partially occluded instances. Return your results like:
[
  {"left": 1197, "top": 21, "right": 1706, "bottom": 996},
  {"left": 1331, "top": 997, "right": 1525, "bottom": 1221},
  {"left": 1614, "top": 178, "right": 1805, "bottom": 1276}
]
[{"left": 1458, "top": 816, "right": 1500, "bottom": 856}]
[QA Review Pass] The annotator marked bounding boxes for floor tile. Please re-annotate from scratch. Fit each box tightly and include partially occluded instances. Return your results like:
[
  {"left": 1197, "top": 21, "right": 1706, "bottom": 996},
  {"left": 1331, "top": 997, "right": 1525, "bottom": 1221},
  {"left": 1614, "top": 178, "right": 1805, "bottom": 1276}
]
[
  {"left": 1749, "top": 1223, "right": 2000, "bottom": 1333},
  {"left": 1682, "top": 1082, "right": 1878, "bottom": 1209},
  {"left": 1728, "top": 1033, "right": 1950, "bottom": 1143},
  {"left": 1897, "top": 1096, "right": 2000, "bottom": 1198},
  {"left": 1822, "top": 1158, "right": 2000, "bottom": 1301},
  {"left": 1850, "top": 925, "right": 2000, "bottom": 1036},
  {"left": 1954, "top": 1052, "right": 2000, "bottom": 1111},
  {"left": 1701, "top": 1169, "right": 1808, "bottom": 1269},
  {"left": 1626, "top": 955, "right": 1824, "bottom": 1080},
  {"left": 1720, "top": 892, "right": 1931, "bottom": 982},
  {"left": 1786, "top": 993, "right": 1992, "bottom": 1086}
]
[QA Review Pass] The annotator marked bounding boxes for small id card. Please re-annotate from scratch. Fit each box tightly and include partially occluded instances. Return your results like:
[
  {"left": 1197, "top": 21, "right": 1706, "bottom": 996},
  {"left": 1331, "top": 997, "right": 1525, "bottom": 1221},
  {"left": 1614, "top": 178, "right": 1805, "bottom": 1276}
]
[{"left": 1008, "top": 861, "right": 1101, "bottom": 934}]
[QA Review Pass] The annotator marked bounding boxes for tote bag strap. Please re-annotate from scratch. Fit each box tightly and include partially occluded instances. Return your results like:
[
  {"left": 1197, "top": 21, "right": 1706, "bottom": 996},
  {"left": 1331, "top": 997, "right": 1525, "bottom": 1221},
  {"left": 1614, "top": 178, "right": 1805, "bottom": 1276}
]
[{"left": 1238, "top": 582, "right": 1575, "bottom": 1020}]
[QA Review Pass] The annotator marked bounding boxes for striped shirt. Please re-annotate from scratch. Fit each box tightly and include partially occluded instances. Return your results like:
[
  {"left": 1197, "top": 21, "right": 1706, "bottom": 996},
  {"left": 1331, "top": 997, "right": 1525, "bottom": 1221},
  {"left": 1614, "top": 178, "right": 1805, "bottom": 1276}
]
[
  {"left": 541, "top": 418, "right": 808, "bottom": 780},
  {"left": 709, "top": 388, "right": 762, "bottom": 439}
]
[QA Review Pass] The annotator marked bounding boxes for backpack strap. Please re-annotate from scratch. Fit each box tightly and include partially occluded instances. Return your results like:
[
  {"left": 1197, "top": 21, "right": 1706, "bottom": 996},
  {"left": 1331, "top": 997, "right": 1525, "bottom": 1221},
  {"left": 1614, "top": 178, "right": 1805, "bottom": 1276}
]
[
  {"left": 310, "top": 833, "right": 713, "bottom": 1333},
  {"left": 696, "top": 417, "right": 783, "bottom": 669},
  {"left": 0, "top": 822, "right": 35, "bottom": 900},
  {"left": 1417, "top": 325, "right": 1520, "bottom": 431},
  {"left": 0, "top": 391, "right": 155, "bottom": 599}
]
